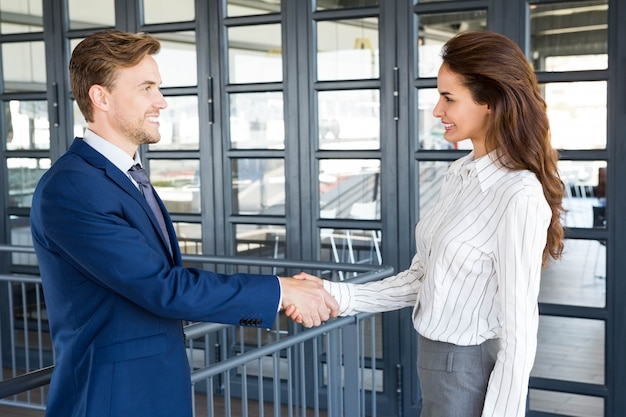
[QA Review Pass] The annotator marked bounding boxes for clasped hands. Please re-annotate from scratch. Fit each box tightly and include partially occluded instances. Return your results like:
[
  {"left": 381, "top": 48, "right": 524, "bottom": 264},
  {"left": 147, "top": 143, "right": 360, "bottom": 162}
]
[{"left": 279, "top": 272, "right": 336, "bottom": 328}]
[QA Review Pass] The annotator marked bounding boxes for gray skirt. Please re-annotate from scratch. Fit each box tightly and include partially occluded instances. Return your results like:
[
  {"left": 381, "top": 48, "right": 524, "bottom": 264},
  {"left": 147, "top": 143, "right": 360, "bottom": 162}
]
[{"left": 417, "top": 334, "right": 499, "bottom": 417}]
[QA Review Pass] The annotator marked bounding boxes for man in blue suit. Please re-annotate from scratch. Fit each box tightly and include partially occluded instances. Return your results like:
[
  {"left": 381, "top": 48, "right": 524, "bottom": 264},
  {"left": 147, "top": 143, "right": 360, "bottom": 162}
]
[{"left": 30, "top": 29, "right": 338, "bottom": 417}]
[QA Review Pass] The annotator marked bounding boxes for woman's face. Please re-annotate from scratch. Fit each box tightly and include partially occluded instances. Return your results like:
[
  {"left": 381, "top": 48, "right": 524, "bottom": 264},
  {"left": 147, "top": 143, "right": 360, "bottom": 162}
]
[{"left": 433, "top": 63, "right": 491, "bottom": 157}]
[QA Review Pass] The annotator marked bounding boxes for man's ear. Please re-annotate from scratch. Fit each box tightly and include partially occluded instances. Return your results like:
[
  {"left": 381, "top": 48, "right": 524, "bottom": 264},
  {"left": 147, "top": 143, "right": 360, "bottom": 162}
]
[{"left": 89, "top": 85, "right": 109, "bottom": 112}]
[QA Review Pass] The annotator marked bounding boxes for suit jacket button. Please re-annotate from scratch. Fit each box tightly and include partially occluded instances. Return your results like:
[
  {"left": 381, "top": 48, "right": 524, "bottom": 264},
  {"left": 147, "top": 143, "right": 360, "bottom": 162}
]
[{"left": 240, "top": 319, "right": 246, "bottom": 325}]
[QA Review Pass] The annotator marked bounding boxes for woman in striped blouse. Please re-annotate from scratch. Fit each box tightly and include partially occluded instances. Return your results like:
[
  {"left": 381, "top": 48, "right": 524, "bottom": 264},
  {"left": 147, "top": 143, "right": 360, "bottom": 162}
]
[{"left": 288, "top": 30, "right": 565, "bottom": 417}]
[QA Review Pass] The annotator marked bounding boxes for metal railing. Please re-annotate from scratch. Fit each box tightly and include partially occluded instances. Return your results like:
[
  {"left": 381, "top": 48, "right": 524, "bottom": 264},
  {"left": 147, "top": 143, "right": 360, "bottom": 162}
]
[{"left": 0, "top": 244, "right": 393, "bottom": 416}]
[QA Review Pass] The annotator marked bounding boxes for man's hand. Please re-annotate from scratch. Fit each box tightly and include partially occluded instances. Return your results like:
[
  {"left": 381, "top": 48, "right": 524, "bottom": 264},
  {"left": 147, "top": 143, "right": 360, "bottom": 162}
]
[{"left": 279, "top": 275, "right": 338, "bottom": 328}]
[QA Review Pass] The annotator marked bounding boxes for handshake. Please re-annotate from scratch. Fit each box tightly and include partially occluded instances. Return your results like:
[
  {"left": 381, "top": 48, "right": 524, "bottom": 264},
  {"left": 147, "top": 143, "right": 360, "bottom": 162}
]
[{"left": 279, "top": 272, "right": 338, "bottom": 328}]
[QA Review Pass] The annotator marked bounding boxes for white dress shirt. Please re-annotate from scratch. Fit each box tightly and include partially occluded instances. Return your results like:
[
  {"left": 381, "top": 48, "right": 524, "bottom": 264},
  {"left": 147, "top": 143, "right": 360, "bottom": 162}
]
[{"left": 324, "top": 150, "right": 551, "bottom": 417}]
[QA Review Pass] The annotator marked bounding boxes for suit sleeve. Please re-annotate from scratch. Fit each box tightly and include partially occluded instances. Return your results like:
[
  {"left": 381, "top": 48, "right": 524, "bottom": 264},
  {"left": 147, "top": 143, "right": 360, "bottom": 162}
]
[{"left": 31, "top": 166, "right": 280, "bottom": 328}]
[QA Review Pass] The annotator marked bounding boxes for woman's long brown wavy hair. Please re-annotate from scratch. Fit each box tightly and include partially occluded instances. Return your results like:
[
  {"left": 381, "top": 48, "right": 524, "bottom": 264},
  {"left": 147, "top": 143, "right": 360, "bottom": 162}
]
[{"left": 441, "top": 30, "right": 564, "bottom": 265}]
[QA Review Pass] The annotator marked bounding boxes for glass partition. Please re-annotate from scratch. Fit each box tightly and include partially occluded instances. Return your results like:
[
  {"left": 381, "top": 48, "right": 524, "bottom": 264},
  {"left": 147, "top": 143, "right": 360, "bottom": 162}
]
[
  {"left": 2, "top": 41, "right": 46, "bottom": 92},
  {"left": 229, "top": 92, "right": 284, "bottom": 149},
  {"left": 0, "top": 0, "right": 43, "bottom": 33},
  {"left": 153, "top": 32, "right": 198, "bottom": 88},
  {"left": 144, "top": 0, "right": 194, "bottom": 24},
  {"left": 148, "top": 159, "right": 201, "bottom": 214},
  {"left": 67, "top": 0, "right": 114, "bottom": 29},
  {"left": 318, "top": 90, "right": 380, "bottom": 150},
  {"left": 543, "top": 81, "right": 606, "bottom": 150},
  {"left": 417, "top": 10, "right": 487, "bottom": 78},
  {"left": 7, "top": 157, "right": 50, "bottom": 208},
  {"left": 319, "top": 159, "right": 380, "bottom": 220},
  {"left": 232, "top": 158, "right": 285, "bottom": 216},
  {"left": 529, "top": 1, "right": 608, "bottom": 72},
  {"left": 316, "top": 18, "right": 379, "bottom": 81},
  {"left": 149, "top": 96, "right": 199, "bottom": 150},
  {"left": 4, "top": 100, "right": 49, "bottom": 150},
  {"left": 228, "top": 24, "right": 282, "bottom": 84}
]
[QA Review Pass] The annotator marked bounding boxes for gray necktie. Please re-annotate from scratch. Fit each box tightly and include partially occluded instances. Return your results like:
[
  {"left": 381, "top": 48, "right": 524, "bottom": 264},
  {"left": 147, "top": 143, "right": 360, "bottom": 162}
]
[{"left": 128, "top": 164, "right": 171, "bottom": 251}]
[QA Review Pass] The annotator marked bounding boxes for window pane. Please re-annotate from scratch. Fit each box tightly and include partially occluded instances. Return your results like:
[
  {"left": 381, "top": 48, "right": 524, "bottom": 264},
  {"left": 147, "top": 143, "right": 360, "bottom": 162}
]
[
  {"left": 235, "top": 224, "right": 285, "bottom": 259},
  {"left": 230, "top": 92, "right": 284, "bottom": 149},
  {"left": 318, "top": 90, "right": 379, "bottom": 150},
  {"left": 560, "top": 160, "right": 606, "bottom": 228},
  {"left": 148, "top": 159, "right": 200, "bottom": 214},
  {"left": 9, "top": 215, "right": 37, "bottom": 266},
  {"left": 150, "top": 96, "right": 199, "bottom": 150},
  {"left": 2, "top": 41, "right": 46, "bottom": 91},
  {"left": 319, "top": 159, "right": 380, "bottom": 219},
  {"left": 418, "top": 160, "right": 447, "bottom": 217},
  {"left": 143, "top": 0, "right": 194, "bottom": 24},
  {"left": 532, "top": 317, "right": 604, "bottom": 385},
  {"left": 530, "top": 1, "right": 608, "bottom": 71},
  {"left": 232, "top": 159, "right": 285, "bottom": 215},
  {"left": 228, "top": 24, "right": 282, "bottom": 84},
  {"left": 529, "top": 389, "right": 603, "bottom": 417},
  {"left": 316, "top": 0, "right": 378, "bottom": 10},
  {"left": 544, "top": 81, "right": 606, "bottom": 150},
  {"left": 7, "top": 157, "right": 50, "bottom": 208},
  {"left": 0, "top": 0, "right": 43, "bottom": 33},
  {"left": 417, "top": 10, "right": 487, "bottom": 78},
  {"left": 540, "top": 238, "right": 605, "bottom": 308},
  {"left": 5, "top": 100, "right": 49, "bottom": 150},
  {"left": 317, "top": 18, "right": 379, "bottom": 81},
  {"left": 153, "top": 32, "right": 197, "bottom": 87},
  {"left": 320, "top": 228, "right": 382, "bottom": 267},
  {"left": 68, "top": 0, "right": 115, "bottom": 29},
  {"left": 174, "top": 222, "right": 202, "bottom": 255},
  {"left": 227, "top": 0, "right": 280, "bottom": 17}
]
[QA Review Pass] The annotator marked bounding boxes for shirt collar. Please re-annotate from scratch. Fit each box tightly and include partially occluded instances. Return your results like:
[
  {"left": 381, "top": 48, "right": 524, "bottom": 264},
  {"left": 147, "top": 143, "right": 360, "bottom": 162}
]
[
  {"left": 451, "top": 150, "right": 509, "bottom": 193},
  {"left": 474, "top": 150, "right": 509, "bottom": 193},
  {"left": 82, "top": 129, "right": 142, "bottom": 173}
]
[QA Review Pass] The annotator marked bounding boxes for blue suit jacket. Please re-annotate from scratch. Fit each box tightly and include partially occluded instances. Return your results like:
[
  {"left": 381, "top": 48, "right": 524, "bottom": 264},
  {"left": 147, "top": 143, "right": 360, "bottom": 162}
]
[{"left": 30, "top": 138, "right": 281, "bottom": 417}]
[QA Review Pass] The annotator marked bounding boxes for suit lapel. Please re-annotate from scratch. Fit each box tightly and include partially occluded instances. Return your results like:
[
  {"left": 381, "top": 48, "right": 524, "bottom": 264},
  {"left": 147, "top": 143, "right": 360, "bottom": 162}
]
[{"left": 69, "top": 138, "right": 178, "bottom": 262}]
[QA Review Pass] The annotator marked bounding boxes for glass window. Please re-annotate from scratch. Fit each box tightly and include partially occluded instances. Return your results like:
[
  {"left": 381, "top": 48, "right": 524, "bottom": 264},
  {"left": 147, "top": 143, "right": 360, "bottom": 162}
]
[
  {"left": 318, "top": 90, "right": 380, "bottom": 150},
  {"left": 319, "top": 159, "right": 380, "bottom": 219},
  {"left": 143, "top": 0, "right": 194, "bottom": 24},
  {"left": 417, "top": 10, "right": 487, "bottom": 78},
  {"left": 418, "top": 160, "right": 447, "bottom": 217},
  {"left": 529, "top": 1, "right": 608, "bottom": 71},
  {"left": 317, "top": 18, "right": 379, "bottom": 81},
  {"left": 316, "top": 0, "right": 378, "bottom": 10},
  {"left": 529, "top": 390, "right": 603, "bottom": 417},
  {"left": 150, "top": 96, "right": 199, "bottom": 150},
  {"left": 543, "top": 81, "right": 606, "bottom": 150},
  {"left": 153, "top": 32, "right": 197, "bottom": 87},
  {"left": 2, "top": 41, "right": 46, "bottom": 92},
  {"left": 320, "top": 227, "right": 382, "bottom": 267},
  {"left": 174, "top": 222, "right": 202, "bottom": 255},
  {"left": 229, "top": 92, "right": 284, "bottom": 149},
  {"left": 227, "top": 0, "right": 280, "bottom": 17},
  {"left": 148, "top": 159, "right": 200, "bottom": 214},
  {"left": 228, "top": 24, "right": 282, "bottom": 84},
  {"left": 531, "top": 316, "right": 604, "bottom": 385},
  {"left": 4, "top": 100, "right": 49, "bottom": 150},
  {"left": 560, "top": 160, "right": 607, "bottom": 228},
  {"left": 235, "top": 224, "right": 285, "bottom": 259},
  {"left": 67, "top": 0, "right": 114, "bottom": 29},
  {"left": 7, "top": 157, "right": 50, "bottom": 208},
  {"left": 540, "top": 238, "right": 605, "bottom": 308},
  {"left": 9, "top": 215, "right": 37, "bottom": 266},
  {"left": 232, "top": 158, "right": 285, "bottom": 215},
  {"left": 0, "top": 0, "right": 43, "bottom": 33}
]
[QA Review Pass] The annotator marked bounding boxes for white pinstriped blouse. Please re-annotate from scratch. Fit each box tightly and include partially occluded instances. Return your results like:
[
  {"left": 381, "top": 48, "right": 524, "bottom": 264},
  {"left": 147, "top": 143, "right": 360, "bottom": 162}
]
[{"left": 324, "top": 150, "right": 551, "bottom": 417}]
